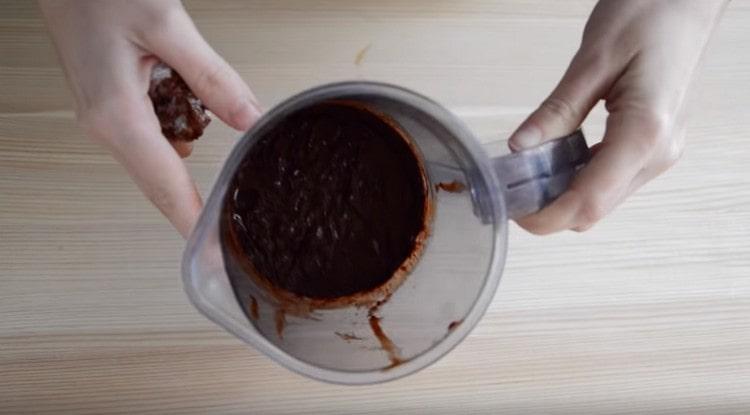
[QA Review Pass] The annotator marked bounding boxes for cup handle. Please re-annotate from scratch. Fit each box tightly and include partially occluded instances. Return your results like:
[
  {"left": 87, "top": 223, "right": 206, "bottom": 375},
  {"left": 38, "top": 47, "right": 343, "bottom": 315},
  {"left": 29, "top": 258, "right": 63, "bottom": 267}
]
[{"left": 492, "top": 129, "right": 590, "bottom": 220}]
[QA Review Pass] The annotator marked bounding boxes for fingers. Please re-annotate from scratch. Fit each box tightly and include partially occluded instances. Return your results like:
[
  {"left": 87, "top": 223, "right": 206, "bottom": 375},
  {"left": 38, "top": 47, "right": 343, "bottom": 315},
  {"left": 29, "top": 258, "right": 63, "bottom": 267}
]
[
  {"left": 171, "top": 140, "right": 194, "bottom": 158},
  {"left": 79, "top": 95, "right": 203, "bottom": 238},
  {"left": 516, "top": 110, "right": 668, "bottom": 234},
  {"left": 624, "top": 127, "right": 685, "bottom": 197},
  {"left": 142, "top": 5, "right": 262, "bottom": 131},
  {"left": 509, "top": 50, "right": 613, "bottom": 151},
  {"left": 509, "top": 39, "right": 678, "bottom": 234}
]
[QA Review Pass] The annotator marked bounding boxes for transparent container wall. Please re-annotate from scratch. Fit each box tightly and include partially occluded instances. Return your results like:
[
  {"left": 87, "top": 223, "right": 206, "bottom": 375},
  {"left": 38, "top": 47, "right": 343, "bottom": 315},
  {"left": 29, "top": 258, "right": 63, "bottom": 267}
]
[{"left": 183, "top": 87, "right": 499, "bottom": 379}]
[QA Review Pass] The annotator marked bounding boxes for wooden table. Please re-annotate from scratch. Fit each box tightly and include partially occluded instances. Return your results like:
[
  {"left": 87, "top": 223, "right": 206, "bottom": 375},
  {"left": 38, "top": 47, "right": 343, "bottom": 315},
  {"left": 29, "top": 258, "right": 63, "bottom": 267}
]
[{"left": 2, "top": 1, "right": 750, "bottom": 413}]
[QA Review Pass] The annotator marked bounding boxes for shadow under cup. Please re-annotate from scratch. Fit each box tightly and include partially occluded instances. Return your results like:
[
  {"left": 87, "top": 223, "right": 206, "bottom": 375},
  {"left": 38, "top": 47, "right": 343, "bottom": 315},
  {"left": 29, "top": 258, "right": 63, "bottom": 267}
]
[{"left": 182, "top": 82, "right": 507, "bottom": 384}]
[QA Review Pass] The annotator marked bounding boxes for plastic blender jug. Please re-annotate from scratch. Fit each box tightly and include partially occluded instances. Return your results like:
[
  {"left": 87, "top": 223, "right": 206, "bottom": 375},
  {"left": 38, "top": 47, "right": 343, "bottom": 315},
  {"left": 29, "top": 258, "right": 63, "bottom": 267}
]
[{"left": 182, "top": 81, "right": 589, "bottom": 384}]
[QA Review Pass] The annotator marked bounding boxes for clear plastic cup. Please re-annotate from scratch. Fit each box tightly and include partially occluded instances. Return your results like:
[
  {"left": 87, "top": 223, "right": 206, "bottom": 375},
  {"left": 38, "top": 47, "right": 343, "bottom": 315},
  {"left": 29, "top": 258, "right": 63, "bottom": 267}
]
[{"left": 182, "top": 81, "right": 588, "bottom": 384}]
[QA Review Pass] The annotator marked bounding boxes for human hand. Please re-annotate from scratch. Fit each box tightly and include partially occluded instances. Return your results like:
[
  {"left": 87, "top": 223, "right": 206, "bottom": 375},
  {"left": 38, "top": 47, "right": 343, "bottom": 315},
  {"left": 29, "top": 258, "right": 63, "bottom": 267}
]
[
  {"left": 39, "top": 0, "right": 262, "bottom": 238},
  {"left": 509, "top": 0, "right": 728, "bottom": 234}
]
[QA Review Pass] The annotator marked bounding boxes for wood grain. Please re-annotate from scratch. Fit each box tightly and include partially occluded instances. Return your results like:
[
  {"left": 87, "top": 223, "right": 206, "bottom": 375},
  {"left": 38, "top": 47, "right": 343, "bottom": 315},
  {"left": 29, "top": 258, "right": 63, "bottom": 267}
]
[{"left": 2, "top": 0, "right": 750, "bottom": 413}]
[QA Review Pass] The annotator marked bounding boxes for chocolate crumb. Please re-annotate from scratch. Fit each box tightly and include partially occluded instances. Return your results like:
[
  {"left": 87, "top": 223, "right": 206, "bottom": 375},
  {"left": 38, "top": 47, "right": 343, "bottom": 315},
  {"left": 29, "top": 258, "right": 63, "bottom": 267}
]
[{"left": 148, "top": 62, "right": 210, "bottom": 142}]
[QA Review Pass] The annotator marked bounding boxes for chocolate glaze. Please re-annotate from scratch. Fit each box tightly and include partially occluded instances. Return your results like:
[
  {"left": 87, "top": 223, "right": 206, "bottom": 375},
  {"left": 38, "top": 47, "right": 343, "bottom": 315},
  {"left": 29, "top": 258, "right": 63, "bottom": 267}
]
[
  {"left": 223, "top": 102, "right": 428, "bottom": 300},
  {"left": 275, "top": 309, "right": 286, "bottom": 340}
]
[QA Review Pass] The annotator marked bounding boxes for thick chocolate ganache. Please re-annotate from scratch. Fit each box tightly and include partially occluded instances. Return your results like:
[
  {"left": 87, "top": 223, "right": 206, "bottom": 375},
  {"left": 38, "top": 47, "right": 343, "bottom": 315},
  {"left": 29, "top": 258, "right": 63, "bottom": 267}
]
[{"left": 222, "top": 102, "right": 428, "bottom": 300}]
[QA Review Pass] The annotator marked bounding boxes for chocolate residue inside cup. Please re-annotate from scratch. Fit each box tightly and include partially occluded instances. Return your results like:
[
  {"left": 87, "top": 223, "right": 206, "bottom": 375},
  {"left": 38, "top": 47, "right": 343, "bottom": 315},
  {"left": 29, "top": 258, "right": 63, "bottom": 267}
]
[
  {"left": 368, "top": 314, "right": 403, "bottom": 369},
  {"left": 447, "top": 319, "right": 463, "bottom": 332},
  {"left": 435, "top": 180, "right": 466, "bottom": 193},
  {"left": 248, "top": 295, "right": 259, "bottom": 320},
  {"left": 275, "top": 309, "right": 286, "bottom": 340},
  {"left": 220, "top": 101, "right": 432, "bottom": 364},
  {"left": 335, "top": 332, "right": 364, "bottom": 342}
]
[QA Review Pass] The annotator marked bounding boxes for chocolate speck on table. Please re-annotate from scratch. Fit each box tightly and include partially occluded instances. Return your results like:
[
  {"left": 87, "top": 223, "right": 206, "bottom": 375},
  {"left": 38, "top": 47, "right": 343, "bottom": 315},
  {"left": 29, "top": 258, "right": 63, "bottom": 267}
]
[{"left": 355, "top": 43, "right": 372, "bottom": 65}]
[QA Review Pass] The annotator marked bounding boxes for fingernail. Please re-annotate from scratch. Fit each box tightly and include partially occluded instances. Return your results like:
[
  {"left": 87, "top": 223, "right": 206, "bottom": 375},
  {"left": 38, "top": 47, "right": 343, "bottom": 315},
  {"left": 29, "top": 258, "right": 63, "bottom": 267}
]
[
  {"left": 231, "top": 98, "right": 262, "bottom": 131},
  {"left": 510, "top": 126, "right": 542, "bottom": 150},
  {"left": 247, "top": 98, "right": 263, "bottom": 123}
]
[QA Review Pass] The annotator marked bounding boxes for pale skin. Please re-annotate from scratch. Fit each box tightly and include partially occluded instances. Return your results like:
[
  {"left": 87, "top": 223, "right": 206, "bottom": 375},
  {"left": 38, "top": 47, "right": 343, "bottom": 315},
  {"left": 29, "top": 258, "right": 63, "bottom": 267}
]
[
  {"left": 39, "top": 0, "right": 262, "bottom": 238},
  {"left": 509, "top": 0, "right": 728, "bottom": 234},
  {"left": 39, "top": 0, "right": 728, "bottom": 238}
]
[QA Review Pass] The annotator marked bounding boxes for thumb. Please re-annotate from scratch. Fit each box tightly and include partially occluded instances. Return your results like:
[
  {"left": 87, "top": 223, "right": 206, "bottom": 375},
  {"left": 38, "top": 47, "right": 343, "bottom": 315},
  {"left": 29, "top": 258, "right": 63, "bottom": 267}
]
[
  {"left": 509, "top": 51, "right": 611, "bottom": 150},
  {"left": 143, "top": 6, "right": 262, "bottom": 131}
]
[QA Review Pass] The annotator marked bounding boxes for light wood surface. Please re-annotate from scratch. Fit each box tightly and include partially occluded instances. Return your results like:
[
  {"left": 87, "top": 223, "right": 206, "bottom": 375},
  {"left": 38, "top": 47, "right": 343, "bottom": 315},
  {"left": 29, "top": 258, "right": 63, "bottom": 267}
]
[{"left": 2, "top": 1, "right": 750, "bottom": 413}]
